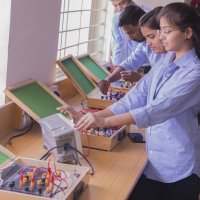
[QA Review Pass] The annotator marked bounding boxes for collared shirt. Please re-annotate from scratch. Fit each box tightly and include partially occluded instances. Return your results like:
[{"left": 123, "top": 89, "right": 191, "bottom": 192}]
[
  {"left": 111, "top": 5, "right": 150, "bottom": 66},
  {"left": 111, "top": 12, "right": 139, "bottom": 66},
  {"left": 109, "top": 49, "right": 200, "bottom": 183},
  {"left": 119, "top": 41, "right": 165, "bottom": 71}
]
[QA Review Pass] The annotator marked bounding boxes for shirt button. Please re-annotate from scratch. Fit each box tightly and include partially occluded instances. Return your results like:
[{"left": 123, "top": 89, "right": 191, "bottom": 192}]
[{"left": 150, "top": 150, "right": 153, "bottom": 154}]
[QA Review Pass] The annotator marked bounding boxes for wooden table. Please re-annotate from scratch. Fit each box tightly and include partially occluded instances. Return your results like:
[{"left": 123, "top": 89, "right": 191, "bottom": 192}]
[
  {"left": 5, "top": 124, "right": 147, "bottom": 200},
  {"left": 4, "top": 94, "right": 148, "bottom": 200}
]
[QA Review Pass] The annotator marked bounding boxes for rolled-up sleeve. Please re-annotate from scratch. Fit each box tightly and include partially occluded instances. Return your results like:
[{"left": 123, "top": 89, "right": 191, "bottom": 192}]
[
  {"left": 130, "top": 69, "right": 200, "bottom": 129},
  {"left": 109, "top": 72, "right": 150, "bottom": 115},
  {"left": 119, "top": 42, "right": 148, "bottom": 71},
  {"left": 111, "top": 13, "right": 126, "bottom": 66}
]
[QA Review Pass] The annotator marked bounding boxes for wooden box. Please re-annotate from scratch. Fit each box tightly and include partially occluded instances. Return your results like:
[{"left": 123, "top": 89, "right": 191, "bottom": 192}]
[
  {"left": 76, "top": 54, "right": 110, "bottom": 83},
  {"left": 4, "top": 80, "right": 68, "bottom": 123},
  {"left": 3, "top": 80, "right": 83, "bottom": 155},
  {"left": 76, "top": 54, "right": 134, "bottom": 90},
  {"left": 56, "top": 55, "right": 128, "bottom": 109},
  {"left": 80, "top": 126, "right": 126, "bottom": 151},
  {"left": 0, "top": 145, "right": 90, "bottom": 200}
]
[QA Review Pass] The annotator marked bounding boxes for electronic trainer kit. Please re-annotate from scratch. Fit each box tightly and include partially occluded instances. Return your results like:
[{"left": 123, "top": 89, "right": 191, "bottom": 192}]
[
  {"left": 4, "top": 80, "right": 83, "bottom": 163},
  {"left": 76, "top": 54, "right": 134, "bottom": 90},
  {"left": 80, "top": 125, "right": 126, "bottom": 151},
  {"left": 0, "top": 146, "right": 90, "bottom": 200},
  {"left": 56, "top": 55, "right": 130, "bottom": 109}
]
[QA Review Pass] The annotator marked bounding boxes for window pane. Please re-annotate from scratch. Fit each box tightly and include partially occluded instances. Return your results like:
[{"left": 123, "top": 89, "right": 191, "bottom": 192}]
[
  {"left": 61, "top": 0, "right": 69, "bottom": 12},
  {"left": 81, "top": 11, "right": 91, "bottom": 27},
  {"left": 59, "top": 13, "right": 68, "bottom": 32},
  {"left": 67, "top": 12, "right": 81, "bottom": 30},
  {"left": 66, "top": 30, "right": 79, "bottom": 46},
  {"left": 69, "top": 0, "right": 82, "bottom": 11},
  {"left": 59, "top": 13, "right": 63, "bottom": 31},
  {"left": 60, "top": 32, "right": 67, "bottom": 48},
  {"left": 65, "top": 46, "right": 78, "bottom": 56},
  {"left": 82, "top": 0, "right": 92, "bottom": 9},
  {"left": 79, "top": 28, "right": 89, "bottom": 43},
  {"left": 78, "top": 43, "right": 88, "bottom": 55},
  {"left": 60, "top": 49, "right": 66, "bottom": 58}
]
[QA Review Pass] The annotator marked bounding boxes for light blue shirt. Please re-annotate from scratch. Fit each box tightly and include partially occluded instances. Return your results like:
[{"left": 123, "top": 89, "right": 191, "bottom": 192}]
[
  {"left": 109, "top": 48, "right": 200, "bottom": 183},
  {"left": 120, "top": 41, "right": 165, "bottom": 71},
  {"left": 111, "top": 5, "right": 150, "bottom": 66},
  {"left": 111, "top": 12, "right": 139, "bottom": 66}
]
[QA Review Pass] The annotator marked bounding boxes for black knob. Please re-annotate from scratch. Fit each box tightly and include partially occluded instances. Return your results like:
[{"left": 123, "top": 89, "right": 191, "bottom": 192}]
[
  {"left": 9, "top": 181, "right": 15, "bottom": 188},
  {"left": 38, "top": 187, "right": 43, "bottom": 195},
  {"left": 24, "top": 186, "right": 29, "bottom": 192}
]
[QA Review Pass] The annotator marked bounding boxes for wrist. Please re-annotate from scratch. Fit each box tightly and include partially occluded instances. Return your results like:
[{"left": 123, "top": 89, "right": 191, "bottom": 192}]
[
  {"left": 103, "top": 118, "right": 110, "bottom": 128},
  {"left": 106, "top": 77, "right": 110, "bottom": 83},
  {"left": 106, "top": 77, "right": 111, "bottom": 86}
]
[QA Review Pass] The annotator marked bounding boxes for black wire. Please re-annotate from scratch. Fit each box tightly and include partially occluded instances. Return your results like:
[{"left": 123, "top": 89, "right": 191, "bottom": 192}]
[
  {"left": 67, "top": 148, "right": 79, "bottom": 165},
  {"left": 74, "top": 151, "right": 82, "bottom": 166},
  {"left": 43, "top": 152, "right": 52, "bottom": 161},
  {"left": 50, "top": 186, "right": 68, "bottom": 197},
  {"left": 39, "top": 144, "right": 65, "bottom": 160},
  {"left": 7, "top": 118, "right": 34, "bottom": 145},
  {"left": 39, "top": 143, "right": 94, "bottom": 175},
  {"left": 65, "top": 144, "right": 94, "bottom": 175},
  {"left": 72, "top": 149, "right": 82, "bottom": 166},
  {"left": 49, "top": 180, "right": 64, "bottom": 198}
]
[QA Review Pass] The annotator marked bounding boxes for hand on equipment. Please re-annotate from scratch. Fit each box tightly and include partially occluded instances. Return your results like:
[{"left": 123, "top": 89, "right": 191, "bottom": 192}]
[
  {"left": 120, "top": 71, "right": 144, "bottom": 82},
  {"left": 98, "top": 79, "right": 110, "bottom": 95},
  {"left": 74, "top": 112, "right": 107, "bottom": 131},
  {"left": 56, "top": 105, "right": 83, "bottom": 123}
]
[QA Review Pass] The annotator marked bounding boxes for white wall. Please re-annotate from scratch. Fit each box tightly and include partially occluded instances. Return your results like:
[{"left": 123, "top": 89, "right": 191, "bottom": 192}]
[
  {"left": 135, "top": 0, "right": 185, "bottom": 9},
  {"left": 6, "top": 0, "right": 61, "bottom": 87},
  {"left": 0, "top": 1, "right": 11, "bottom": 105}
]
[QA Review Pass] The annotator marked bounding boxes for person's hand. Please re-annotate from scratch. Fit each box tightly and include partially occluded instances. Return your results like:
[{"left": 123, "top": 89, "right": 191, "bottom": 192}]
[
  {"left": 56, "top": 105, "right": 83, "bottom": 123},
  {"left": 120, "top": 71, "right": 144, "bottom": 82},
  {"left": 98, "top": 79, "right": 110, "bottom": 95},
  {"left": 74, "top": 112, "right": 107, "bottom": 131}
]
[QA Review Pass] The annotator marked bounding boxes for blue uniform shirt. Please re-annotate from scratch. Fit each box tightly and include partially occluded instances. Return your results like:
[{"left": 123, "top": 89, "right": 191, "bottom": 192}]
[
  {"left": 111, "top": 12, "right": 139, "bottom": 66},
  {"left": 109, "top": 48, "right": 200, "bottom": 183},
  {"left": 111, "top": 5, "right": 150, "bottom": 66},
  {"left": 119, "top": 41, "right": 165, "bottom": 71}
]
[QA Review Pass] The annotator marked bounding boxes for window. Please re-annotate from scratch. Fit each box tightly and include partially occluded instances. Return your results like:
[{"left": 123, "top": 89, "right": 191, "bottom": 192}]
[{"left": 56, "top": 0, "right": 113, "bottom": 80}]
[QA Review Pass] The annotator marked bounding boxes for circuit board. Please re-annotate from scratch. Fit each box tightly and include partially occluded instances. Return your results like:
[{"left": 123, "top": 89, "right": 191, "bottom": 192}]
[
  {"left": 82, "top": 127, "right": 121, "bottom": 137},
  {"left": 0, "top": 163, "right": 81, "bottom": 199},
  {"left": 88, "top": 86, "right": 126, "bottom": 101}
]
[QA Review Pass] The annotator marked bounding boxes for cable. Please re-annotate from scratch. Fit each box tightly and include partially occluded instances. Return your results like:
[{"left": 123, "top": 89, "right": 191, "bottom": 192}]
[
  {"left": 39, "top": 144, "right": 65, "bottom": 160},
  {"left": 39, "top": 143, "right": 94, "bottom": 175},
  {"left": 6, "top": 118, "right": 34, "bottom": 145},
  {"left": 64, "top": 144, "right": 94, "bottom": 175},
  {"left": 43, "top": 152, "right": 52, "bottom": 161},
  {"left": 68, "top": 148, "right": 81, "bottom": 166}
]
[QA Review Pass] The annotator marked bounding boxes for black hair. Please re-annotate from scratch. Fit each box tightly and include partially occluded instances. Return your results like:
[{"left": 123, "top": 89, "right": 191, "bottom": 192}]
[
  {"left": 111, "top": 0, "right": 133, "bottom": 3},
  {"left": 158, "top": 2, "right": 200, "bottom": 58},
  {"left": 118, "top": 5, "right": 145, "bottom": 27},
  {"left": 139, "top": 6, "right": 163, "bottom": 30}
]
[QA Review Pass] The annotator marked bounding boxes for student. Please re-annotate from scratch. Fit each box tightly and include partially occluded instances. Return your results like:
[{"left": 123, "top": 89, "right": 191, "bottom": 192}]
[
  {"left": 120, "top": 6, "right": 165, "bottom": 83},
  {"left": 111, "top": 0, "right": 134, "bottom": 68},
  {"left": 99, "top": 5, "right": 164, "bottom": 94},
  {"left": 58, "top": 3, "right": 200, "bottom": 200},
  {"left": 57, "top": 6, "right": 166, "bottom": 122},
  {"left": 110, "top": 0, "right": 149, "bottom": 67}
]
